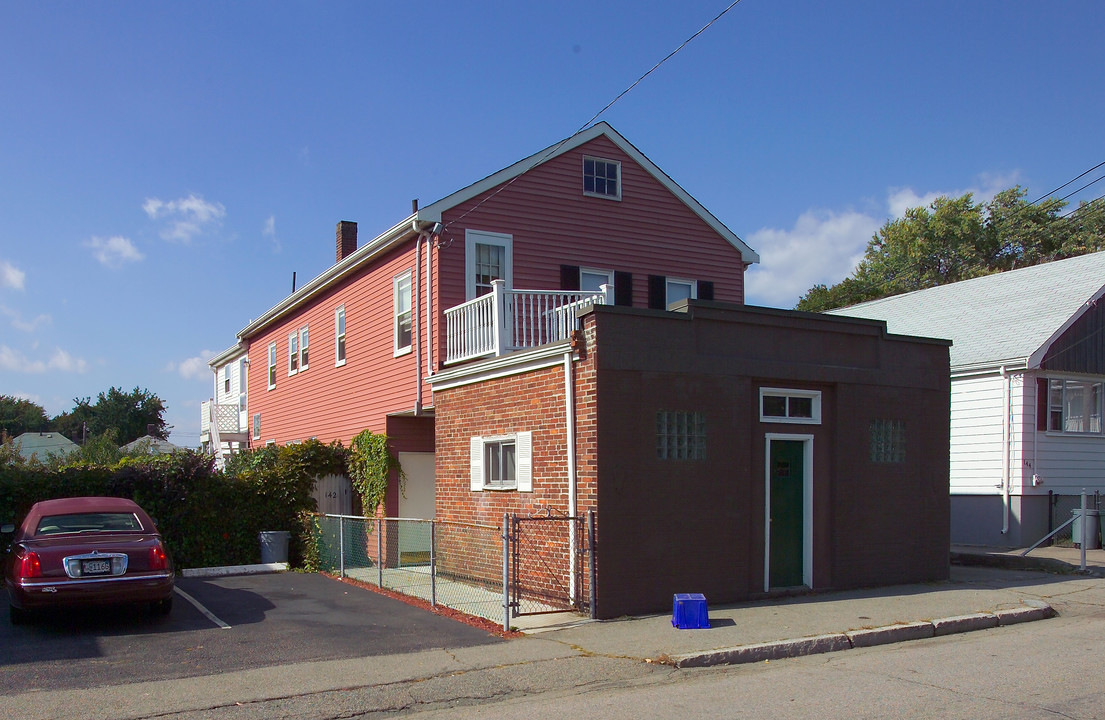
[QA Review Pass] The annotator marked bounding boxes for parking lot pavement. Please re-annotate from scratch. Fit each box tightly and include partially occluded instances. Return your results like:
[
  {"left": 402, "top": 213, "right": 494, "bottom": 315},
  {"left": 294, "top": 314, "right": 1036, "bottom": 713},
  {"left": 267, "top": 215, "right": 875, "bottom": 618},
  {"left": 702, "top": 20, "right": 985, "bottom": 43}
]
[{"left": 0, "top": 571, "right": 503, "bottom": 694}]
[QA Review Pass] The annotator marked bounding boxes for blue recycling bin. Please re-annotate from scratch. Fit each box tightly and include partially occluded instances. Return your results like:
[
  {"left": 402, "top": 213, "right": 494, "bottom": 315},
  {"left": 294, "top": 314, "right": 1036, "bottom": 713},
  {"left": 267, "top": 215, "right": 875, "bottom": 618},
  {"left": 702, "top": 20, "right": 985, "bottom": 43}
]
[{"left": 672, "top": 593, "right": 710, "bottom": 629}]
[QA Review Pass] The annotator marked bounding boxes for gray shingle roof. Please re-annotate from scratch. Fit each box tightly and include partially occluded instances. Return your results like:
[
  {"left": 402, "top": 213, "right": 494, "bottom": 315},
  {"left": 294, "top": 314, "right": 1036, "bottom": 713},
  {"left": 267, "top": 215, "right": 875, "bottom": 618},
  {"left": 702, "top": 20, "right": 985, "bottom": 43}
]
[{"left": 827, "top": 251, "right": 1105, "bottom": 370}]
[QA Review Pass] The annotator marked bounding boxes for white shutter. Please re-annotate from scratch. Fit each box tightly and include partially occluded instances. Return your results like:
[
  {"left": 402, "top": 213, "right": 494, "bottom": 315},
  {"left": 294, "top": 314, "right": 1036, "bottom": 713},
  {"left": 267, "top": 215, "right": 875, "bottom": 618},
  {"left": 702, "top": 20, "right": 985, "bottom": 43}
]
[
  {"left": 470, "top": 437, "right": 484, "bottom": 491},
  {"left": 516, "top": 431, "right": 533, "bottom": 492}
]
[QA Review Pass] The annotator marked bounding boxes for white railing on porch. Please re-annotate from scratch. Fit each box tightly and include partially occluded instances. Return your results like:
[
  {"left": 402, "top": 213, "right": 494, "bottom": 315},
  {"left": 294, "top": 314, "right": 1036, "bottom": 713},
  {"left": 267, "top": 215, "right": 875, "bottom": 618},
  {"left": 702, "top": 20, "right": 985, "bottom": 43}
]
[{"left": 444, "top": 280, "right": 612, "bottom": 365}]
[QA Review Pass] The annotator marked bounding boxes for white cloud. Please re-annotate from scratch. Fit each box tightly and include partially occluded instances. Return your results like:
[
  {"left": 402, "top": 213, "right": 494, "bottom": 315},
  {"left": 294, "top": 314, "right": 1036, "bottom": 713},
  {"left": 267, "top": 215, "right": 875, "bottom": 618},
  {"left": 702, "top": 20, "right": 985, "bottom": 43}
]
[
  {"left": 87, "top": 235, "right": 144, "bottom": 267},
  {"left": 744, "top": 210, "right": 879, "bottom": 309},
  {"left": 167, "top": 350, "right": 216, "bottom": 381},
  {"left": 887, "top": 173, "right": 1018, "bottom": 219},
  {"left": 0, "top": 345, "right": 86, "bottom": 374},
  {"left": 0, "top": 304, "right": 51, "bottom": 332},
  {"left": 1, "top": 260, "right": 25, "bottom": 290},
  {"left": 143, "top": 194, "right": 226, "bottom": 243},
  {"left": 263, "top": 215, "right": 281, "bottom": 252}
]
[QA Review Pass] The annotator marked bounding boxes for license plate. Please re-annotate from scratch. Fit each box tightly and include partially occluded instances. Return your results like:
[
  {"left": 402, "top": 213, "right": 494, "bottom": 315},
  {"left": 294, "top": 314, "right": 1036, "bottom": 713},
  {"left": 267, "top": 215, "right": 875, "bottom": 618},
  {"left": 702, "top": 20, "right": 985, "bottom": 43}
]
[{"left": 82, "top": 559, "right": 112, "bottom": 575}]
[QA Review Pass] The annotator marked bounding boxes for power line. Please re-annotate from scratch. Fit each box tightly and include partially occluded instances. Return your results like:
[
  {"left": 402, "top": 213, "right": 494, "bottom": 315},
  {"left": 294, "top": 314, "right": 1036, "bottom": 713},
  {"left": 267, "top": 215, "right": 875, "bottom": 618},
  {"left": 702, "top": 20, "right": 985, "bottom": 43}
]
[
  {"left": 443, "top": 0, "right": 745, "bottom": 233},
  {"left": 1056, "top": 174, "right": 1105, "bottom": 204},
  {"left": 1031, "top": 159, "right": 1105, "bottom": 204}
]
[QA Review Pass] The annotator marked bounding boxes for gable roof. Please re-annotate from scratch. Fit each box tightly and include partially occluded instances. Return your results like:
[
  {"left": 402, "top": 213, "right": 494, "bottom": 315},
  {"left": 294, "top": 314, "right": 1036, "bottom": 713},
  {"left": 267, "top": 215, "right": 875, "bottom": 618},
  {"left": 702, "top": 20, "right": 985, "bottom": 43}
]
[
  {"left": 827, "top": 251, "right": 1105, "bottom": 372},
  {"left": 121, "top": 435, "right": 187, "bottom": 454},
  {"left": 238, "top": 123, "right": 755, "bottom": 340},
  {"left": 13, "top": 432, "right": 78, "bottom": 460}
]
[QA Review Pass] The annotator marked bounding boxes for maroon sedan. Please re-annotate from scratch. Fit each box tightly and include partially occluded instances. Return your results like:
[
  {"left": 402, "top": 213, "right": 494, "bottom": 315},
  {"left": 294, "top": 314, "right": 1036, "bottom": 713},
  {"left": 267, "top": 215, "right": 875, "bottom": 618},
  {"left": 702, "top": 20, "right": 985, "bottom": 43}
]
[{"left": 3, "top": 496, "right": 174, "bottom": 623}]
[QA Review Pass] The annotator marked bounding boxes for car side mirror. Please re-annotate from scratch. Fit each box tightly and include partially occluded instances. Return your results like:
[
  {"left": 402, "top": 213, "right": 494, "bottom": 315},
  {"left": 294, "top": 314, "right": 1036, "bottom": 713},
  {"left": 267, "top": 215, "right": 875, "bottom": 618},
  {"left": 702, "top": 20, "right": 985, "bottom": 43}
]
[{"left": 1, "top": 524, "right": 14, "bottom": 533}]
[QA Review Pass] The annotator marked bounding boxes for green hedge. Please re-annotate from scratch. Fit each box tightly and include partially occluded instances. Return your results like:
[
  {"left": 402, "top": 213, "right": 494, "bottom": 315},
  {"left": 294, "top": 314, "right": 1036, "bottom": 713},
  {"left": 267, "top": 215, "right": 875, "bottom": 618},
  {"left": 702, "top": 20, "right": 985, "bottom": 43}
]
[{"left": 0, "top": 439, "right": 348, "bottom": 570}]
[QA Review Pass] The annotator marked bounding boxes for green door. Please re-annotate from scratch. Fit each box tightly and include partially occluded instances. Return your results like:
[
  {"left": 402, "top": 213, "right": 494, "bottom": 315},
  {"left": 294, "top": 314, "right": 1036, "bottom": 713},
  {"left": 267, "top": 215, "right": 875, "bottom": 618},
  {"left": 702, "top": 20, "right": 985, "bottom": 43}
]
[{"left": 769, "top": 440, "right": 805, "bottom": 588}]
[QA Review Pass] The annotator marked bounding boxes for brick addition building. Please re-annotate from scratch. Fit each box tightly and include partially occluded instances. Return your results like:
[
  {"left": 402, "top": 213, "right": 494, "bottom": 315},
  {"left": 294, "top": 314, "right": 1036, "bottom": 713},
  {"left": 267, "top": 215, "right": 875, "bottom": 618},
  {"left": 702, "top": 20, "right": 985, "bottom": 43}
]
[{"left": 431, "top": 300, "right": 951, "bottom": 619}]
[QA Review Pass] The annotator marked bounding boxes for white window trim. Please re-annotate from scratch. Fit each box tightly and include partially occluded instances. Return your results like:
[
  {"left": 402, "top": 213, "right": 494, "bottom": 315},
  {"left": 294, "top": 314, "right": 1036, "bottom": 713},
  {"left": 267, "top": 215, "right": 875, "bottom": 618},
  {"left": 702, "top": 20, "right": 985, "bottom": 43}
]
[
  {"left": 470, "top": 432, "right": 532, "bottom": 492},
  {"left": 760, "top": 387, "right": 822, "bottom": 425},
  {"left": 582, "top": 155, "right": 622, "bottom": 201},
  {"left": 288, "top": 332, "right": 299, "bottom": 376},
  {"left": 580, "top": 267, "right": 614, "bottom": 293},
  {"left": 393, "top": 270, "right": 413, "bottom": 357},
  {"left": 267, "top": 342, "right": 277, "bottom": 390},
  {"left": 299, "top": 326, "right": 309, "bottom": 371},
  {"left": 335, "top": 305, "right": 346, "bottom": 367},
  {"left": 465, "top": 229, "right": 513, "bottom": 301},
  {"left": 665, "top": 277, "right": 697, "bottom": 308},
  {"left": 1046, "top": 376, "right": 1104, "bottom": 435}
]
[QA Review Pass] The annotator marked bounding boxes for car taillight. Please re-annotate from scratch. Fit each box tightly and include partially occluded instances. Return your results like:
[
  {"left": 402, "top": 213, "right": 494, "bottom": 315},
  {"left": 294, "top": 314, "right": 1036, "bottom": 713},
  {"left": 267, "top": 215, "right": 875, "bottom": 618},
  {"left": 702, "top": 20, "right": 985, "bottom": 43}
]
[
  {"left": 17, "top": 550, "right": 41, "bottom": 578},
  {"left": 149, "top": 542, "right": 167, "bottom": 571}
]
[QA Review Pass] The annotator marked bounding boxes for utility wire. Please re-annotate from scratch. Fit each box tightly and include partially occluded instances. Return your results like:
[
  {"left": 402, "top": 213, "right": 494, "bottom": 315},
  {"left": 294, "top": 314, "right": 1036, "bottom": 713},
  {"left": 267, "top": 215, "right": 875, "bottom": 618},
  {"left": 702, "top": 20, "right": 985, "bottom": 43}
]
[
  {"left": 1031, "top": 159, "right": 1105, "bottom": 204},
  {"left": 442, "top": 0, "right": 745, "bottom": 233}
]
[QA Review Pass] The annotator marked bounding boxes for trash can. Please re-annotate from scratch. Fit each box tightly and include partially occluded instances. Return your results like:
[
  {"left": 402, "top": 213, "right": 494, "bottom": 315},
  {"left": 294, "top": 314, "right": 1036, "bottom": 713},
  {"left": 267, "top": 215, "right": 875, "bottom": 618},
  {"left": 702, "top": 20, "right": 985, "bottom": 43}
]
[
  {"left": 259, "top": 531, "right": 291, "bottom": 563},
  {"left": 1070, "top": 510, "right": 1102, "bottom": 550}
]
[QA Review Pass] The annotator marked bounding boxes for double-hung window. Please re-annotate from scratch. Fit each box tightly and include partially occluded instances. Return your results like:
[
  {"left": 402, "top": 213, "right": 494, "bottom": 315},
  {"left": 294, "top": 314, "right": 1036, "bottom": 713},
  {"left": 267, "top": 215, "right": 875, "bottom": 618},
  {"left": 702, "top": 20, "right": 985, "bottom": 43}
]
[
  {"left": 580, "top": 268, "right": 613, "bottom": 293},
  {"left": 223, "top": 366, "right": 230, "bottom": 394},
  {"left": 583, "top": 156, "right": 621, "bottom": 200},
  {"left": 470, "top": 432, "right": 532, "bottom": 492},
  {"left": 299, "top": 327, "right": 309, "bottom": 371},
  {"left": 1048, "top": 378, "right": 1104, "bottom": 434},
  {"left": 666, "top": 278, "right": 697, "bottom": 308},
  {"left": 335, "top": 305, "right": 346, "bottom": 366},
  {"left": 288, "top": 333, "right": 299, "bottom": 375},
  {"left": 238, "top": 358, "right": 248, "bottom": 412},
  {"left": 267, "top": 343, "right": 277, "bottom": 390},
  {"left": 394, "top": 271, "right": 412, "bottom": 355}
]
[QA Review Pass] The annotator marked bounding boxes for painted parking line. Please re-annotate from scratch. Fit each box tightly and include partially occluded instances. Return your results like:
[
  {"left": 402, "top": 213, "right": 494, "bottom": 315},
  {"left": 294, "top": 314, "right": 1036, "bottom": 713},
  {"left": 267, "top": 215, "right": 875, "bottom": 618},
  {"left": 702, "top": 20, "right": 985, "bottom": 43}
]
[{"left": 174, "top": 586, "right": 232, "bottom": 630}]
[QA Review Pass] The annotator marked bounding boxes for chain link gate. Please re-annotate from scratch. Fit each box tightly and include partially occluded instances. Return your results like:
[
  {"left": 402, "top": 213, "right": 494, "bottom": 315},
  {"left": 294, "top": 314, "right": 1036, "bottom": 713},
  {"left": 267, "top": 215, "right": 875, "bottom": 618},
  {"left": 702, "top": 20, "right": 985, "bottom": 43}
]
[{"left": 507, "top": 511, "right": 595, "bottom": 621}]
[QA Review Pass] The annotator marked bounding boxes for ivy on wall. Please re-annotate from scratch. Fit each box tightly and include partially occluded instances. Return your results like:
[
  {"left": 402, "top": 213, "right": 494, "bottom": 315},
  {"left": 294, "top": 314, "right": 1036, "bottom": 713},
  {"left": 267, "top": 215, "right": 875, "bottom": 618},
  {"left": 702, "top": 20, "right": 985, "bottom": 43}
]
[{"left": 348, "top": 429, "right": 404, "bottom": 516}]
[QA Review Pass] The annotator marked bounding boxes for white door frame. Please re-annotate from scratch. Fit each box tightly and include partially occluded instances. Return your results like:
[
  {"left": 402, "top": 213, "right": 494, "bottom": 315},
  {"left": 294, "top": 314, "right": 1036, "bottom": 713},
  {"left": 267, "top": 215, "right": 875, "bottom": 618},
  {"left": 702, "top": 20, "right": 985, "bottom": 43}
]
[{"left": 763, "top": 433, "right": 814, "bottom": 592}]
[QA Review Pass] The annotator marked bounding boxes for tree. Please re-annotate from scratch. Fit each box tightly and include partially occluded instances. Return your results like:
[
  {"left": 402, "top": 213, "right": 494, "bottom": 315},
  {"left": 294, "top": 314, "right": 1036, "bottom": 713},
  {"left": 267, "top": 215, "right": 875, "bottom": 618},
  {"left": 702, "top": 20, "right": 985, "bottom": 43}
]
[
  {"left": 51, "top": 386, "right": 170, "bottom": 446},
  {"left": 0, "top": 395, "right": 50, "bottom": 437},
  {"left": 796, "top": 188, "right": 1105, "bottom": 312}
]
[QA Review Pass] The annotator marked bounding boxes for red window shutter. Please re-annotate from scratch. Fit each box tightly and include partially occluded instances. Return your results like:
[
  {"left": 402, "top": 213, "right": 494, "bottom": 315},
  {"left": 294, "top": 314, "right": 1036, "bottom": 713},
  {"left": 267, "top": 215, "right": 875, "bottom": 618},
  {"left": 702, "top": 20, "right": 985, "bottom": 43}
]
[{"left": 1036, "top": 377, "right": 1048, "bottom": 431}]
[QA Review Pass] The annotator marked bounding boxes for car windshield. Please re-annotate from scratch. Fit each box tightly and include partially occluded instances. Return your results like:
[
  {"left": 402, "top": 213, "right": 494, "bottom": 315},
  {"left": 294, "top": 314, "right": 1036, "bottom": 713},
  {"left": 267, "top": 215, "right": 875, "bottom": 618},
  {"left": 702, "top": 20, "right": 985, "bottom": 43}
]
[{"left": 35, "top": 512, "right": 144, "bottom": 535}]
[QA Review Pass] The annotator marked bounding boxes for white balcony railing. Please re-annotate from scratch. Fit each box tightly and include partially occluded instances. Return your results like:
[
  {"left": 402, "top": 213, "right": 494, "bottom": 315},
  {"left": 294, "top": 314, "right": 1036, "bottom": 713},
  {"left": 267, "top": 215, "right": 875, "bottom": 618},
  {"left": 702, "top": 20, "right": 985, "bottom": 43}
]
[
  {"left": 444, "top": 280, "right": 611, "bottom": 365},
  {"left": 200, "top": 400, "right": 243, "bottom": 436}
]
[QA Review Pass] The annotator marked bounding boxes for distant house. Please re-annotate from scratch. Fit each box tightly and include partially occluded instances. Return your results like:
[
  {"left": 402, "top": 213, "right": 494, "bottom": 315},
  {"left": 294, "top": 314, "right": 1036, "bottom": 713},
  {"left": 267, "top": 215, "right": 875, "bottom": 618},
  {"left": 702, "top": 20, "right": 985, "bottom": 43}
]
[
  {"left": 201, "top": 343, "right": 250, "bottom": 467},
  {"left": 121, "top": 435, "right": 187, "bottom": 455},
  {"left": 830, "top": 251, "right": 1105, "bottom": 547},
  {"left": 12, "top": 432, "right": 78, "bottom": 463}
]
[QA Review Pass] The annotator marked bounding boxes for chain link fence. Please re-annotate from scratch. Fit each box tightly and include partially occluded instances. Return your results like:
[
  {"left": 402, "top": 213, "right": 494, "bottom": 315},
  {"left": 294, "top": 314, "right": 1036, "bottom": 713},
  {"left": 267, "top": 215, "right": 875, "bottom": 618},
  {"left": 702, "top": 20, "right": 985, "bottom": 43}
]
[{"left": 311, "top": 512, "right": 597, "bottom": 629}]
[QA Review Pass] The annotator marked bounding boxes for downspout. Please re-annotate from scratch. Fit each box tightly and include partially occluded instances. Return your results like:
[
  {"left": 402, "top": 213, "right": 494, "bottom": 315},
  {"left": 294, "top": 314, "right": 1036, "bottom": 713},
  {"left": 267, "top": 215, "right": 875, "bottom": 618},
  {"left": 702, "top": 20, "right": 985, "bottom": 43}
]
[
  {"left": 564, "top": 350, "right": 578, "bottom": 602},
  {"left": 1000, "top": 365, "right": 1011, "bottom": 535},
  {"left": 411, "top": 220, "right": 443, "bottom": 416},
  {"left": 427, "top": 224, "right": 439, "bottom": 386}
]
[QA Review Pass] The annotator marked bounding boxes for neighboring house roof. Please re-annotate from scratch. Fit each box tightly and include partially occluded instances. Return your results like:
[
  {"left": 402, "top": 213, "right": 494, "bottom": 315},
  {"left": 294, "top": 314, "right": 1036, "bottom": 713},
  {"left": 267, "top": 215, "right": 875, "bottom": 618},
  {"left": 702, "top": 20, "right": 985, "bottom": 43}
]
[
  {"left": 237, "top": 122, "right": 756, "bottom": 340},
  {"left": 209, "top": 342, "right": 247, "bottom": 369},
  {"left": 121, "top": 435, "right": 187, "bottom": 455},
  {"left": 12, "top": 432, "right": 78, "bottom": 461},
  {"left": 828, "top": 251, "right": 1105, "bottom": 372}
]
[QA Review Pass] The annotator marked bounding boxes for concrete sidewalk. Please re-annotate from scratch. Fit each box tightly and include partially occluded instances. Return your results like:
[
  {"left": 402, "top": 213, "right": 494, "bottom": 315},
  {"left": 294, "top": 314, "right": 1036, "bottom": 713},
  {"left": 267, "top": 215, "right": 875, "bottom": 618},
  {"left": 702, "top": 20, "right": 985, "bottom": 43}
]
[{"left": 520, "top": 559, "right": 1103, "bottom": 668}]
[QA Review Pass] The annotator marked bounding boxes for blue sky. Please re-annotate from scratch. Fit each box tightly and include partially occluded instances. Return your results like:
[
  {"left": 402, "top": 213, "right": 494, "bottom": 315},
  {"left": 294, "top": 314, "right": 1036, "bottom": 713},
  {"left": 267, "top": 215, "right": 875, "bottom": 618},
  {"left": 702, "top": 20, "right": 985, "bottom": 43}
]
[{"left": 2, "top": 1, "right": 1103, "bottom": 447}]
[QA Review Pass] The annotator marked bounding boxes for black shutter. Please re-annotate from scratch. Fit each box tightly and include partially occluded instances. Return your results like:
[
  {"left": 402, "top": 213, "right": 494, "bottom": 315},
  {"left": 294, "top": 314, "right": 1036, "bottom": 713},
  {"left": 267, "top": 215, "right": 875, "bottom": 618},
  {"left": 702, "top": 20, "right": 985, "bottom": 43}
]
[
  {"left": 560, "top": 265, "right": 580, "bottom": 291},
  {"left": 614, "top": 271, "right": 633, "bottom": 306},
  {"left": 648, "top": 275, "right": 666, "bottom": 309},
  {"left": 698, "top": 281, "right": 714, "bottom": 301}
]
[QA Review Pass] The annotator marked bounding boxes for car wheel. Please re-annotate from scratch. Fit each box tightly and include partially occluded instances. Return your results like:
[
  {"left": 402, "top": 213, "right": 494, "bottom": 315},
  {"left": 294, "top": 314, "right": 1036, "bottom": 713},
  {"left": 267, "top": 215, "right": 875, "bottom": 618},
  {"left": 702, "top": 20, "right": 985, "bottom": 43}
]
[
  {"left": 9, "top": 604, "right": 29, "bottom": 625},
  {"left": 151, "top": 596, "right": 173, "bottom": 616}
]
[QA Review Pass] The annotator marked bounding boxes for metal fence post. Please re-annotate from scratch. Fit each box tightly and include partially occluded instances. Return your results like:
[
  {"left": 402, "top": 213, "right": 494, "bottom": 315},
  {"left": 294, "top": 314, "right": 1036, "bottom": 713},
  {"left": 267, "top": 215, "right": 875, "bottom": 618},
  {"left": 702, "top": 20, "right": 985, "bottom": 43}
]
[
  {"left": 502, "top": 513, "right": 510, "bottom": 633},
  {"left": 339, "top": 515, "right": 345, "bottom": 578},
  {"left": 1081, "top": 490, "right": 1088, "bottom": 572},
  {"left": 377, "top": 516, "right": 384, "bottom": 587},
  {"left": 587, "top": 510, "right": 597, "bottom": 620},
  {"left": 430, "top": 521, "right": 437, "bottom": 607}
]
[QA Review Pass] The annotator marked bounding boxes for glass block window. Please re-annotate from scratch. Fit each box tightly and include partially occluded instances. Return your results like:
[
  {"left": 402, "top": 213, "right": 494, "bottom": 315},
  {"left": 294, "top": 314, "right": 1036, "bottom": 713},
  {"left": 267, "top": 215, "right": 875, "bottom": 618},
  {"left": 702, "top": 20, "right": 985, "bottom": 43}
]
[
  {"left": 656, "top": 411, "right": 706, "bottom": 460},
  {"left": 870, "top": 419, "right": 905, "bottom": 463}
]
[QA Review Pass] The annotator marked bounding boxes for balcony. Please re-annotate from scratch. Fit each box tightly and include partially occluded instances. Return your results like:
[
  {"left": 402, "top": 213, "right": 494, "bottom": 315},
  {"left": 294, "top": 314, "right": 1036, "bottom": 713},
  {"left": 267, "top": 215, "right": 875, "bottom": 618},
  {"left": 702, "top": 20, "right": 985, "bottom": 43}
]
[
  {"left": 444, "top": 280, "right": 611, "bottom": 365},
  {"left": 200, "top": 400, "right": 248, "bottom": 444}
]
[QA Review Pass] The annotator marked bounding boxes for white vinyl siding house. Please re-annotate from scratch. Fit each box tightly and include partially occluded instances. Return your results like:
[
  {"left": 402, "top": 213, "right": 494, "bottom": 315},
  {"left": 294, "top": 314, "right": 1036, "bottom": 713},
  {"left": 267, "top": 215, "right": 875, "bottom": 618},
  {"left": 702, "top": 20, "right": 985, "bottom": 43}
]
[{"left": 830, "top": 251, "right": 1105, "bottom": 547}]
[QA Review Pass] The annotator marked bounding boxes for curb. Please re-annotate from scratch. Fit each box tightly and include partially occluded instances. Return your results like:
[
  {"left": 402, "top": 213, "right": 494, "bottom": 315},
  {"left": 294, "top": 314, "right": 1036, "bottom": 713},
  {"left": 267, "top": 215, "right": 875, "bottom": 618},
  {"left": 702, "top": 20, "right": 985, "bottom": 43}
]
[
  {"left": 180, "top": 562, "right": 289, "bottom": 578},
  {"left": 670, "top": 603, "right": 1054, "bottom": 668}
]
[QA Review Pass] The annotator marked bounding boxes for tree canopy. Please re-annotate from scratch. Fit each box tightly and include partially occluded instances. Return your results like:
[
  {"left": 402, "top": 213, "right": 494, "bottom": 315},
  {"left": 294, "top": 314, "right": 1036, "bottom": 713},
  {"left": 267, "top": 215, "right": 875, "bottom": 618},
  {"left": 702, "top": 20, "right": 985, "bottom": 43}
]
[
  {"left": 796, "top": 188, "right": 1105, "bottom": 312},
  {"left": 0, "top": 396, "right": 50, "bottom": 437},
  {"left": 51, "top": 386, "right": 170, "bottom": 446}
]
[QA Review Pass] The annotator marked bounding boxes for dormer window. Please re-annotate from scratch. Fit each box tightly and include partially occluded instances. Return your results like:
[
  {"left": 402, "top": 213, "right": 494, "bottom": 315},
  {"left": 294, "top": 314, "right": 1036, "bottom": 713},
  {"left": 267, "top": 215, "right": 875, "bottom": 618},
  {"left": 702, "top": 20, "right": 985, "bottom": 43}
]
[{"left": 583, "top": 156, "right": 621, "bottom": 200}]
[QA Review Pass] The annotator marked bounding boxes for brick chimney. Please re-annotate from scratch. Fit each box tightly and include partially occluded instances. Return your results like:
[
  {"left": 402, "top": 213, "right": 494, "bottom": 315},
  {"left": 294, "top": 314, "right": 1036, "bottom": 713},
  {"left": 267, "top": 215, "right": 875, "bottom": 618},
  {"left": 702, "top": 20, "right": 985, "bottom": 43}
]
[{"left": 337, "top": 221, "right": 357, "bottom": 262}]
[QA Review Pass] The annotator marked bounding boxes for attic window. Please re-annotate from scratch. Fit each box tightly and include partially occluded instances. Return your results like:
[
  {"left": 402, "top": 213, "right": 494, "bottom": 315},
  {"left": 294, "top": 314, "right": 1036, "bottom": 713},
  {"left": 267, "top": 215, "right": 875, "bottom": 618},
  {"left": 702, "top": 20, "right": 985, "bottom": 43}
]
[{"left": 583, "top": 156, "right": 621, "bottom": 200}]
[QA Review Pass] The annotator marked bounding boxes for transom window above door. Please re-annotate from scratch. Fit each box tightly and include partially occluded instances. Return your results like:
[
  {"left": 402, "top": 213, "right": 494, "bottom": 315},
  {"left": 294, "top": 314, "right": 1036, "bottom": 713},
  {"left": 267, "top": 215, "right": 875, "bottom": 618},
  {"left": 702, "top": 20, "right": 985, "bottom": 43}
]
[
  {"left": 465, "top": 230, "right": 513, "bottom": 300},
  {"left": 760, "top": 388, "right": 822, "bottom": 424}
]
